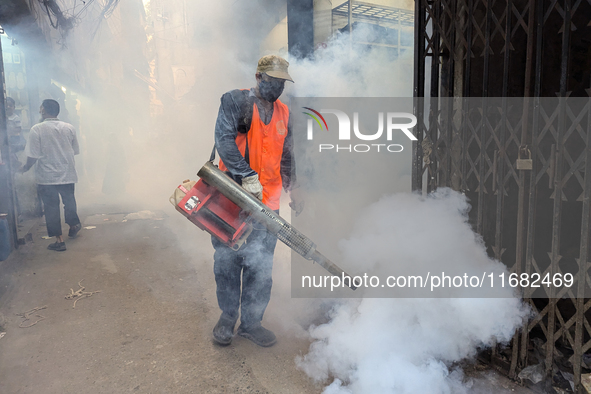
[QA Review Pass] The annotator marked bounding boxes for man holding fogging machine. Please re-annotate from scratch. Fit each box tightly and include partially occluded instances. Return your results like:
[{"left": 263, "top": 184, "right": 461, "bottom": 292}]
[{"left": 211, "top": 55, "right": 304, "bottom": 347}]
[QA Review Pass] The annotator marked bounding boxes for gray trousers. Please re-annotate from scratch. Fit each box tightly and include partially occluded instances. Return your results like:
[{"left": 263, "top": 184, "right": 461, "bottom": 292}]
[{"left": 212, "top": 222, "right": 277, "bottom": 329}]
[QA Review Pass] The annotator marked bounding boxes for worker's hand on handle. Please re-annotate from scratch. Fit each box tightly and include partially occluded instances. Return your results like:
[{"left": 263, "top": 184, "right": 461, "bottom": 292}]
[
  {"left": 242, "top": 174, "right": 263, "bottom": 200},
  {"left": 289, "top": 187, "right": 305, "bottom": 217}
]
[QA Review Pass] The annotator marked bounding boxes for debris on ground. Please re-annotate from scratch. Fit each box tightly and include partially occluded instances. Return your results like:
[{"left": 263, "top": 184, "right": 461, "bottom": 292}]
[
  {"left": 0, "top": 332, "right": 6, "bottom": 339},
  {"left": 65, "top": 280, "right": 101, "bottom": 308},
  {"left": 16, "top": 306, "right": 47, "bottom": 328},
  {"left": 518, "top": 363, "right": 545, "bottom": 384},
  {"left": 552, "top": 368, "right": 575, "bottom": 394},
  {"left": 123, "top": 210, "right": 160, "bottom": 221},
  {"left": 581, "top": 373, "right": 591, "bottom": 393},
  {"left": 84, "top": 214, "right": 126, "bottom": 225},
  {"left": 83, "top": 226, "right": 96, "bottom": 230},
  {"left": 558, "top": 371, "right": 575, "bottom": 392}
]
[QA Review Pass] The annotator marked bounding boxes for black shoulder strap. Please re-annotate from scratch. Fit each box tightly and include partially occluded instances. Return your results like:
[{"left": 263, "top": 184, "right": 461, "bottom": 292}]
[
  {"left": 238, "top": 90, "right": 256, "bottom": 133},
  {"left": 209, "top": 145, "right": 216, "bottom": 162},
  {"left": 209, "top": 139, "right": 250, "bottom": 164}
]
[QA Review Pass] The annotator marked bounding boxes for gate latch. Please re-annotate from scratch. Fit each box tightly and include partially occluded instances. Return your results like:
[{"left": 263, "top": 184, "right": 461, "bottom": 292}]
[{"left": 516, "top": 146, "right": 532, "bottom": 170}]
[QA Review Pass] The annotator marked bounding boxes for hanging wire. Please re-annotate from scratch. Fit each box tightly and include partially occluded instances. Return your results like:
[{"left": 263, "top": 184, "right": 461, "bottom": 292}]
[
  {"left": 37, "top": 0, "right": 75, "bottom": 31},
  {"left": 23, "top": 0, "right": 121, "bottom": 47},
  {"left": 90, "top": 0, "right": 121, "bottom": 42},
  {"left": 73, "top": 0, "right": 97, "bottom": 19}
]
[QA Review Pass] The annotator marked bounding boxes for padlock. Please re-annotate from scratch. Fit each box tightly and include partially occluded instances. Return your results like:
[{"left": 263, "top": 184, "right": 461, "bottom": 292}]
[{"left": 516, "top": 148, "right": 533, "bottom": 170}]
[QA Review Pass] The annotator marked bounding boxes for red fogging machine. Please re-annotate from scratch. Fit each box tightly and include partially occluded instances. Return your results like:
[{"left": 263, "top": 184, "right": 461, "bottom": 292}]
[{"left": 170, "top": 161, "right": 356, "bottom": 290}]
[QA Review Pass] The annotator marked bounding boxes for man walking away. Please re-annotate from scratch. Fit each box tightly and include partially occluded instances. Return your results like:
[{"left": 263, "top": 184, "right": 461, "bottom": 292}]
[{"left": 20, "top": 99, "right": 81, "bottom": 251}]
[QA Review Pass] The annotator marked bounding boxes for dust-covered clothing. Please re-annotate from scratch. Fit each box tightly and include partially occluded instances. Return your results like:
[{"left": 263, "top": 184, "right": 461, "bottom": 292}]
[
  {"left": 214, "top": 88, "right": 296, "bottom": 192},
  {"left": 25, "top": 118, "right": 79, "bottom": 185},
  {"left": 212, "top": 222, "right": 277, "bottom": 329},
  {"left": 212, "top": 88, "right": 295, "bottom": 331}
]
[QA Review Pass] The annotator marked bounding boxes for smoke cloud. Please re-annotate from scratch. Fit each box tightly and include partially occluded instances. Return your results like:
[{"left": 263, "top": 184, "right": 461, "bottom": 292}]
[
  {"left": 247, "top": 13, "right": 528, "bottom": 393},
  {"left": 288, "top": 23, "right": 414, "bottom": 98},
  {"left": 296, "top": 190, "right": 529, "bottom": 393},
  {"left": 4, "top": 2, "right": 529, "bottom": 392}
]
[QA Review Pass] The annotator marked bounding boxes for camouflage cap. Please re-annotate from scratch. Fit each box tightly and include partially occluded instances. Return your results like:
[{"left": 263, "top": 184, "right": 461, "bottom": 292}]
[{"left": 256, "top": 55, "right": 294, "bottom": 82}]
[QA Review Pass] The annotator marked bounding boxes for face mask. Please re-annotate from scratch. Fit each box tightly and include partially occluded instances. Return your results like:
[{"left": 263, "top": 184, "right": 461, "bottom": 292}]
[{"left": 259, "top": 79, "right": 284, "bottom": 102}]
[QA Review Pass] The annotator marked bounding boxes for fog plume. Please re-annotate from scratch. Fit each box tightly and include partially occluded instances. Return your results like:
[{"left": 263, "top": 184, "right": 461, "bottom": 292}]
[
  {"left": 296, "top": 190, "right": 529, "bottom": 393},
  {"left": 246, "top": 18, "right": 529, "bottom": 393},
  {"left": 4, "top": 2, "right": 529, "bottom": 392}
]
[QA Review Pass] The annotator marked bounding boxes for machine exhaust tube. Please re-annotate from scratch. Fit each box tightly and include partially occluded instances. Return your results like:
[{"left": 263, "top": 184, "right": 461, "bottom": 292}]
[{"left": 198, "top": 161, "right": 357, "bottom": 290}]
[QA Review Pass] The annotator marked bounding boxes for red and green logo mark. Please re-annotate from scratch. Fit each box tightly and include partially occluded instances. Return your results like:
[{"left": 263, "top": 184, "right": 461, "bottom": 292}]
[{"left": 302, "top": 107, "right": 329, "bottom": 131}]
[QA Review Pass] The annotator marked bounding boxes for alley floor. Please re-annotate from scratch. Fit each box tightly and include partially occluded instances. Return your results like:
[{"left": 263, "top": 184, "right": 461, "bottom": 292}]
[
  {"left": 0, "top": 199, "right": 321, "bottom": 394},
  {"left": 0, "top": 199, "right": 535, "bottom": 394}
]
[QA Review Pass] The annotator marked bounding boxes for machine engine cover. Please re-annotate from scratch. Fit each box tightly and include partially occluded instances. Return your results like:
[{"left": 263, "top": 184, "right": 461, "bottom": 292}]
[{"left": 171, "top": 179, "right": 252, "bottom": 250}]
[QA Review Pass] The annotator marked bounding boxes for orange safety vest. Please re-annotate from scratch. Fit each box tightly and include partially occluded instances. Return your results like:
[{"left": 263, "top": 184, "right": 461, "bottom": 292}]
[{"left": 219, "top": 99, "right": 290, "bottom": 210}]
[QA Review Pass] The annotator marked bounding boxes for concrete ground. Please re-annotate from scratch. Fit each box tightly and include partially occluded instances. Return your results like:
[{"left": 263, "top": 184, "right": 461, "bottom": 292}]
[{"left": 0, "top": 198, "right": 535, "bottom": 394}]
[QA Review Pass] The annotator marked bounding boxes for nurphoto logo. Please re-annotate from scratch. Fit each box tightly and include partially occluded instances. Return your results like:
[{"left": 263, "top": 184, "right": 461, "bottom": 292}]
[{"left": 302, "top": 107, "right": 417, "bottom": 153}]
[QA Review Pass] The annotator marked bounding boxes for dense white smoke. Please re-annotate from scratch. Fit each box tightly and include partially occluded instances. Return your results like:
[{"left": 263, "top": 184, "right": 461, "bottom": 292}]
[
  {"left": 288, "top": 23, "right": 414, "bottom": 98},
  {"left": 231, "top": 14, "right": 532, "bottom": 393},
  {"left": 295, "top": 190, "right": 529, "bottom": 393},
  {"left": 7, "top": 2, "right": 528, "bottom": 391}
]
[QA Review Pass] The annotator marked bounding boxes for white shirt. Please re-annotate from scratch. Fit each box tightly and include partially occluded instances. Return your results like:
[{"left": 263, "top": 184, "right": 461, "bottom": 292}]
[
  {"left": 7, "top": 113, "right": 21, "bottom": 135},
  {"left": 25, "top": 118, "right": 79, "bottom": 185}
]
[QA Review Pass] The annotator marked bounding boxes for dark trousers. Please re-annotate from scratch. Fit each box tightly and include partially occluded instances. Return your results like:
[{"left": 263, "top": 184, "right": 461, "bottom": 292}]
[
  {"left": 37, "top": 184, "right": 81, "bottom": 237},
  {"left": 212, "top": 222, "right": 277, "bottom": 329}
]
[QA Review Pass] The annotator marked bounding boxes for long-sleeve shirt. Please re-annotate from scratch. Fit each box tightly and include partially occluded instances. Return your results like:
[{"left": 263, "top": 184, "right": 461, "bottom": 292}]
[{"left": 214, "top": 88, "right": 296, "bottom": 191}]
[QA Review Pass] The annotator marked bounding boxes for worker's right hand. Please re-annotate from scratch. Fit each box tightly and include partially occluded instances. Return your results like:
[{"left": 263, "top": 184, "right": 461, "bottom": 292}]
[{"left": 242, "top": 174, "right": 263, "bottom": 200}]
